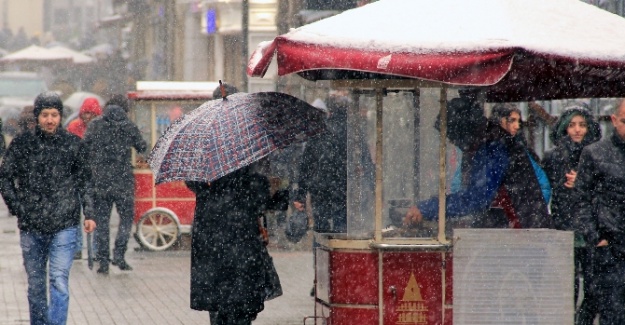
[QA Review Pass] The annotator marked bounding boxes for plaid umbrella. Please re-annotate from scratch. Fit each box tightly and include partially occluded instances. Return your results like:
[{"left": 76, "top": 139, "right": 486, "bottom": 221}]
[{"left": 149, "top": 92, "right": 326, "bottom": 184}]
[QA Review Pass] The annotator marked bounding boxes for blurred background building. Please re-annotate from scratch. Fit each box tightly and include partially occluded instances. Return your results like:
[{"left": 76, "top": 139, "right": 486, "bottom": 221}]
[{"left": 1, "top": 0, "right": 624, "bottom": 94}]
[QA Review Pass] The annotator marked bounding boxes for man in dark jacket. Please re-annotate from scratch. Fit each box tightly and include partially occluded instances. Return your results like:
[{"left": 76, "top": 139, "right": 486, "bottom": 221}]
[
  {"left": 81, "top": 95, "right": 147, "bottom": 274},
  {"left": 294, "top": 93, "right": 350, "bottom": 233},
  {"left": 0, "top": 91, "right": 96, "bottom": 325},
  {"left": 574, "top": 100, "right": 625, "bottom": 325}
]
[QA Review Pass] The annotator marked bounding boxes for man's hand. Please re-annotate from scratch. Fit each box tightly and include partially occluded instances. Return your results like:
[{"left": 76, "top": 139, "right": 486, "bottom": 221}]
[
  {"left": 83, "top": 219, "right": 96, "bottom": 233},
  {"left": 597, "top": 239, "right": 609, "bottom": 247},
  {"left": 293, "top": 201, "right": 305, "bottom": 212},
  {"left": 403, "top": 206, "right": 423, "bottom": 227},
  {"left": 135, "top": 156, "right": 149, "bottom": 169}
]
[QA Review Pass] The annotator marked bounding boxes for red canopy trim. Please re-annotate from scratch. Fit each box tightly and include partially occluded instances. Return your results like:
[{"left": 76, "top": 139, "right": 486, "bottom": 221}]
[{"left": 249, "top": 37, "right": 516, "bottom": 86}]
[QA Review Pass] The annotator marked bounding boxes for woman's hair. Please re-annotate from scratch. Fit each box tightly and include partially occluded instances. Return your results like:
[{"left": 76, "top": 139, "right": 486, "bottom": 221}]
[
  {"left": 488, "top": 103, "right": 522, "bottom": 125},
  {"left": 549, "top": 105, "right": 601, "bottom": 145}
]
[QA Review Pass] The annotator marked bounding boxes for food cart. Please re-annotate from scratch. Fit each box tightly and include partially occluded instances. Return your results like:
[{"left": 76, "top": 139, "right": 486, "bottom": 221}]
[
  {"left": 247, "top": 0, "right": 625, "bottom": 323},
  {"left": 128, "top": 81, "right": 218, "bottom": 251}
]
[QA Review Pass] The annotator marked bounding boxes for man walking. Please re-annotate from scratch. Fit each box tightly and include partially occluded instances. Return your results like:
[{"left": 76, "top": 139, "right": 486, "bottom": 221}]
[
  {"left": 575, "top": 99, "right": 625, "bottom": 325},
  {"left": 0, "top": 91, "right": 96, "bottom": 325},
  {"left": 81, "top": 94, "right": 147, "bottom": 274}
]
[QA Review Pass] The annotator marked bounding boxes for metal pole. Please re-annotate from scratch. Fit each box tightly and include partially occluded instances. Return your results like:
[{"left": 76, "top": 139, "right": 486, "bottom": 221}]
[
  {"left": 437, "top": 86, "right": 448, "bottom": 243},
  {"left": 374, "top": 88, "right": 384, "bottom": 242},
  {"left": 242, "top": 0, "right": 249, "bottom": 92}
]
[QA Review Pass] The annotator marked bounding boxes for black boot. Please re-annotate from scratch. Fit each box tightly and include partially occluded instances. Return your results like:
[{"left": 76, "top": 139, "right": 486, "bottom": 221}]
[
  {"left": 112, "top": 259, "right": 133, "bottom": 271},
  {"left": 97, "top": 262, "right": 109, "bottom": 275}
]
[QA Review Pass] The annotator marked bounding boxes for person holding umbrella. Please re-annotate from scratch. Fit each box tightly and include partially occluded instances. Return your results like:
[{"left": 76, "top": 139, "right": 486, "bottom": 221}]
[
  {"left": 186, "top": 160, "right": 274, "bottom": 325},
  {"left": 0, "top": 91, "right": 96, "bottom": 325},
  {"left": 147, "top": 88, "right": 327, "bottom": 323}
]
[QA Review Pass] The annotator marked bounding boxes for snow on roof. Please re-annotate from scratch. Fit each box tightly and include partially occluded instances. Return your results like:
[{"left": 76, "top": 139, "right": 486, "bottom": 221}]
[{"left": 285, "top": 0, "right": 625, "bottom": 62}]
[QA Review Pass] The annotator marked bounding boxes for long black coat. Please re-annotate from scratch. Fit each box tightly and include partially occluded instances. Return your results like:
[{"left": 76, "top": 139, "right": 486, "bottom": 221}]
[
  {"left": 575, "top": 133, "right": 625, "bottom": 256},
  {"left": 81, "top": 105, "right": 147, "bottom": 196},
  {"left": 0, "top": 126, "right": 93, "bottom": 234},
  {"left": 187, "top": 167, "right": 269, "bottom": 317}
]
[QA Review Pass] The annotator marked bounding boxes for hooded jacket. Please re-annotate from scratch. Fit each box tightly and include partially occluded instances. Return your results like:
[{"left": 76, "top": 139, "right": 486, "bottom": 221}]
[
  {"left": 81, "top": 105, "right": 147, "bottom": 196},
  {"left": 67, "top": 97, "right": 102, "bottom": 138},
  {"left": 0, "top": 126, "right": 94, "bottom": 234},
  {"left": 418, "top": 121, "right": 552, "bottom": 229},
  {"left": 543, "top": 106, "right": 601, "bottom": 231}
]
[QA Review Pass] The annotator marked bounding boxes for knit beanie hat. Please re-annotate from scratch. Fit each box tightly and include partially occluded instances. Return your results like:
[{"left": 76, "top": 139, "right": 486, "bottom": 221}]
[{"left": 33, "top": 91, "right": 64, "bottom": 117}]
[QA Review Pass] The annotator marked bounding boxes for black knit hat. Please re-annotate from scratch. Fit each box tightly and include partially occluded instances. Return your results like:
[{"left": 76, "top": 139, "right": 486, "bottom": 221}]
[{"left": 33, "top": 91, "right": 64, "bottom": 117}]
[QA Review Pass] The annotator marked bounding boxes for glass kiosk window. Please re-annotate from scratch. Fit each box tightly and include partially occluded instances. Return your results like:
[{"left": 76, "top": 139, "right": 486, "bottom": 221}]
[{"left": 346, "top": 88, "right": 467, "bottom": 240}]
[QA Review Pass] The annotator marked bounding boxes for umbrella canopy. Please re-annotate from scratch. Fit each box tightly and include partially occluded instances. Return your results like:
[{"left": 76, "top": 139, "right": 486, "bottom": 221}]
[
  {"left": 248, "top": 0, "right": 625, "bottom": 101},
  {"left": 149, "top": 92, "right": 326, "bottom": 184},
  {"left": 0, "top": 45, "right": 72, "bottom": 64},
  {"left": 48, "top": 46, "right": 95, "bottom": 64}
]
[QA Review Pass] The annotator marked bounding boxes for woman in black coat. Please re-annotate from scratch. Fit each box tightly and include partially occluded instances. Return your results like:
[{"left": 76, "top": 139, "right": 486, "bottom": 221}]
[
  {"left": 542, "top": 105, "right": 600, "bottom": 325},
  {"left": 186, "top": 164, "right": 270, "bottom": 325}
]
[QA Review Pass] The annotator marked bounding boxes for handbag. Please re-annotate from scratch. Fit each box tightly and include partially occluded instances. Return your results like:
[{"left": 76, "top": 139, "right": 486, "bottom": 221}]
[
  {"left": 284, "top": 210, "right": 309, "bottom": 243},
  {"left": 260, "top": 243, "right": 283, "bottom": 301}
]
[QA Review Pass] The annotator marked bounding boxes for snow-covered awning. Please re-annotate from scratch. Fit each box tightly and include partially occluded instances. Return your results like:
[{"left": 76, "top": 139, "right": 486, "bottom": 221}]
[{"left": 248, "top": 0, "right": 625, "bottom": 101}]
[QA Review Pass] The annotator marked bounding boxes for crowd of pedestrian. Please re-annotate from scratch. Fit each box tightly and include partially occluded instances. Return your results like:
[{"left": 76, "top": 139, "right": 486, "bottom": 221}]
[{"left": 2, "top": 86, "right": 625, "bottom": 325}]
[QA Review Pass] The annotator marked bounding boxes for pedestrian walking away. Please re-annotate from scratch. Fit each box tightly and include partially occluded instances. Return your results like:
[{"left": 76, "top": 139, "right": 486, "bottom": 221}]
[
  {"left": 81, "top": 94, "right": 147, "bottom": 275},
  {"left": 0, "top": 91, "right": 96, "bottom": 325},
  {"left": 186, "top": 161, "right": 279, "bottom": 325},
  {"left": 574, "top": 99, "right": 625, "bottom": 325}
]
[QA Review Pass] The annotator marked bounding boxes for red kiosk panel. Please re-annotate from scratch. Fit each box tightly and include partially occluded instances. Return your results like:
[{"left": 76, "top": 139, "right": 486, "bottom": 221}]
[
  {"left": 382, "top": 252, "right": 446, "bottom": 325},
  {"left": 330, "top": 251, "right": 378, "bottom": 305}
]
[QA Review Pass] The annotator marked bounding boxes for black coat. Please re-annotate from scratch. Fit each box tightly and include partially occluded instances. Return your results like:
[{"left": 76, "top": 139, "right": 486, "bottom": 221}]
[
  {"left": 187, "top": 167, "right": 269, "bottom": 316},
  {"left": 296, "top": 107, "right": 348, "bottom": 205},
  {"left": 575, "top": 133, "right": 625, "bottom": 256},
  {"left": 543, "top": 138, "right": 583, "bottom": 231},
  {"left": 543, "top": 106, "right": 600, "bottom": 231},
  {"left": 81, "top": 105, "right": 147, "bottom": 196},
  {"left": 0, "top": 126, "right": 93, "bottom": 234}
]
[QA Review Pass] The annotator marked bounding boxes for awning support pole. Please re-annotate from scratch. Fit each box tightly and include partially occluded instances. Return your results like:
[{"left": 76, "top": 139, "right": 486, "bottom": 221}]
[
  {"left": 374, "top": 88, "right": 384, "bottom": 242},
  {"left": 438, "top": 86, "right": 448, "bottom": 243}
]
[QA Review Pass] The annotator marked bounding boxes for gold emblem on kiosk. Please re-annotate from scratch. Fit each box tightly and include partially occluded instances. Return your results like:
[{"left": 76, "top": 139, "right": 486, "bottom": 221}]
[{"left": 396, "top": 272, "right": 428, "bottom": 324}]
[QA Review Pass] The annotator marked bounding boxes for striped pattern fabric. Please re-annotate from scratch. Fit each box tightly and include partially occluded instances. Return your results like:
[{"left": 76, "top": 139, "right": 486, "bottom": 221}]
[{"left": 149, "top": 92, "right": 326, "bottom": 184}]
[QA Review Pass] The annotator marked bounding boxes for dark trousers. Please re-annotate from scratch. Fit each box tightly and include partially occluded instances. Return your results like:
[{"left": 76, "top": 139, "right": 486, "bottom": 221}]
[
  {"left": 94, "top": 192, "right": 134, "bottom": 263},
  {"left": 575, "top": 246, "right": 599, "bottom": 325},
  {"left": 311, "top": 197, "right": 346, "bottom": 233},
  {"left": 587, "top": 246, "right": 625, "bottom": 325},
  {"left": 209, "top": 311, "right": 253, "bottom": 325}
]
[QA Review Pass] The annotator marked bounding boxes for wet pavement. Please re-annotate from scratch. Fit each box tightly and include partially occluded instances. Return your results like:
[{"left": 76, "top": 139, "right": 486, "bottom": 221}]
[{"left": 0, "top": 203, "right": 315, "bottom": 325}]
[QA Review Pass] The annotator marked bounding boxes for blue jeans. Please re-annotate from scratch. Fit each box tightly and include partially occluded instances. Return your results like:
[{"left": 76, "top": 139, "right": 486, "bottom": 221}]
[{"left": 20, "top": 226, "right": 78, "bottom": 325}]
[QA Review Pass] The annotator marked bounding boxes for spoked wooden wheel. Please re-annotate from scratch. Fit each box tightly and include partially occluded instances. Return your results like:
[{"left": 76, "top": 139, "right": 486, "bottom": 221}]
[{"left": 135, "top": 209, "right": 180, "bottom": 251}]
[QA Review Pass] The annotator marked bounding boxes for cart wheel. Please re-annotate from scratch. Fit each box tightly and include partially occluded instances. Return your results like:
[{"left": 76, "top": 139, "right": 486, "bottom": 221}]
[{"left": 135, "top": 209, "right": 180, "bottom": 251}]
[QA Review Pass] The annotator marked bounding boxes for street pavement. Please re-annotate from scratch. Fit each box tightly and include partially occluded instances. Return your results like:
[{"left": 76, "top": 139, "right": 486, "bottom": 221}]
[{"left": 0, "top": 202, "right": 315, "bottom": 325}]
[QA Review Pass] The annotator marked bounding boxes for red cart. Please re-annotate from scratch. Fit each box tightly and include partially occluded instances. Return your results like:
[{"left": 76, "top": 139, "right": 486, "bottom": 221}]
[
  {"left": 246, "top": 0, "right": 625, "bottom": 323},
  {"left": 128, "top": 81, "right": 218, "bottom": 251}
]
